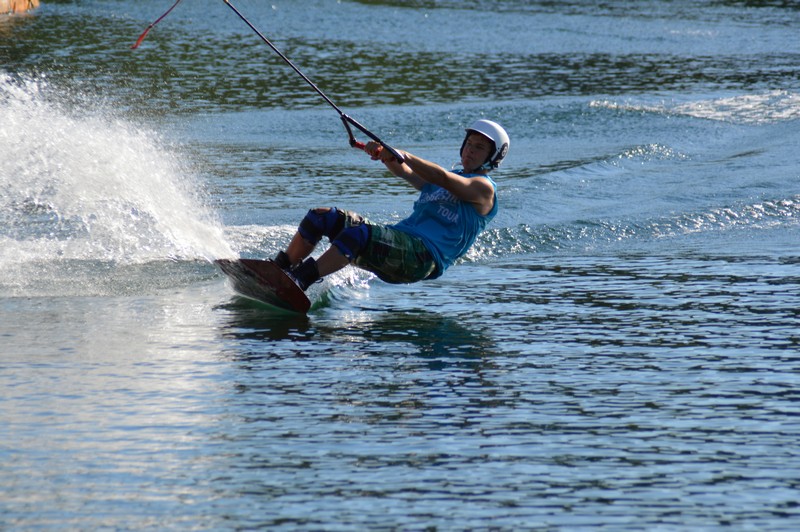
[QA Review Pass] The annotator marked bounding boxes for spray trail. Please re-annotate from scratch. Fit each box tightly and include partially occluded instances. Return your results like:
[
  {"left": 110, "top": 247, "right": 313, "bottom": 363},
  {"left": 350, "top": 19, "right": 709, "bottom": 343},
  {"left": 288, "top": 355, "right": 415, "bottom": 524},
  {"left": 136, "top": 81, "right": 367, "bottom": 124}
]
[{"left": 0, "top": 73, "right": 234, "bottom": 269}]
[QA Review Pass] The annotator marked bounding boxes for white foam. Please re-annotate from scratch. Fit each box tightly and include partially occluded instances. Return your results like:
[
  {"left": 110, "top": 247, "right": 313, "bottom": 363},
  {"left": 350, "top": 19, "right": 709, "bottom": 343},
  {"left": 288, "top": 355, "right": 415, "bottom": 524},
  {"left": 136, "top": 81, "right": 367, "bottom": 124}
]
[
  {"left": 0, "top": 73, "right": 235, "bottom": 267},
  {"left": 591, "top": 90, "right": 800, "bottom": 125}
]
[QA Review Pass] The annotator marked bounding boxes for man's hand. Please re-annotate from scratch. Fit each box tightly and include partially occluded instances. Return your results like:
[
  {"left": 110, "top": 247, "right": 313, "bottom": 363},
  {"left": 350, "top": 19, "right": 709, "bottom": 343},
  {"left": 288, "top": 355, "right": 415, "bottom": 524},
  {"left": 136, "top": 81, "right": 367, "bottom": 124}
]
[
  {"left": 364, "top": 141, "right": 383, "bottom": 161},
  {"left": 366, "top": 141, "right": 404, "bottom": 163}
]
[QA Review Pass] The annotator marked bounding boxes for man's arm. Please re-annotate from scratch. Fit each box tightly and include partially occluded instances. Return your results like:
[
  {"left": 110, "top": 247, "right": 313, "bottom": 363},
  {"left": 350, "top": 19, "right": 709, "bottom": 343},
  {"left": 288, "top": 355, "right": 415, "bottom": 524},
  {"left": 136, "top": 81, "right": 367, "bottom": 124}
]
[
  {"left": 392, "top": 150, "right": 495, "bottom": 216},
  {"left": 365, "top": 142, "right": 426, "bottom": 190},
  {"left": 365, "top": 142, "right": 495, "bottom": 215}
]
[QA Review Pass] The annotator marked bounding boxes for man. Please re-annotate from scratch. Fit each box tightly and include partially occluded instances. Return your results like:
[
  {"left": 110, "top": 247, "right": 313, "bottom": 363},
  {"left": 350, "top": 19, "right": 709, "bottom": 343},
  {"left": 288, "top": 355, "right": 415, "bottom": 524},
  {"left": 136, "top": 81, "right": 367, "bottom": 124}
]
[{"left": 274, "top": 119, "right": 510, "bottom": 290}]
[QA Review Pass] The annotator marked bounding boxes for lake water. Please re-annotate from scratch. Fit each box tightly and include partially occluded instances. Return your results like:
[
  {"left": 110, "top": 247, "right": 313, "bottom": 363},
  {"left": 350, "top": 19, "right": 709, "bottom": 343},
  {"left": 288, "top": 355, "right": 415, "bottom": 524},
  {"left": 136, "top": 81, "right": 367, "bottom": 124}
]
[{"left": 2, "top": 0, "right": 800, "bottom": 529}]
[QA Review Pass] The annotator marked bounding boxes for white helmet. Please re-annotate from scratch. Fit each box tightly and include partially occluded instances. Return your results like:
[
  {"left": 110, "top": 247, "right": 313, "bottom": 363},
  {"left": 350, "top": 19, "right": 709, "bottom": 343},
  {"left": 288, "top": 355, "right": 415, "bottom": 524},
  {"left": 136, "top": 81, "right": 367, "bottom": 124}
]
[{"left": 461, "top": 119, "right": 510, "bottom": 169}]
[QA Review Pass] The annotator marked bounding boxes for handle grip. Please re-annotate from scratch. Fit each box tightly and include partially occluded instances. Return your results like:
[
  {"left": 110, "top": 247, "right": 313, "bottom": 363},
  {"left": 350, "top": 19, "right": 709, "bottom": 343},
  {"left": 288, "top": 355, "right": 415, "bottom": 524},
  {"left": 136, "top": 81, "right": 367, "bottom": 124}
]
[
  {"left": 352, "top": 141, "right": 405, "bottom": 164},
  {"left": 341, "top": 115, "right": 405, "bottom": 164},
  {"left": 379, "top": 143, "right": 405, "bottom": 164}
]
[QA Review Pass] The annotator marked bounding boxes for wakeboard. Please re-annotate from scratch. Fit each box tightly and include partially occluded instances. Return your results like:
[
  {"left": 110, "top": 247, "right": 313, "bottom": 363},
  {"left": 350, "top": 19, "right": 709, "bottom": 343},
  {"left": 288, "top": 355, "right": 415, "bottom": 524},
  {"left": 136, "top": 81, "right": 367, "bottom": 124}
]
[{"left": 216, "top": 258, "right": 311, "bottom": 314}]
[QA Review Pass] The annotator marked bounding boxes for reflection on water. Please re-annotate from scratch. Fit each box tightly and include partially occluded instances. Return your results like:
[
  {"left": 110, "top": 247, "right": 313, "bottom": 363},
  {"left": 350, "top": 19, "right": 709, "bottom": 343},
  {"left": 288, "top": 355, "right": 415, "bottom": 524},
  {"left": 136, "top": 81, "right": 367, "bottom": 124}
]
[
  {"left": 219, "top": 300, "right": 496, "bottom": 363},
  {"left": 218, "top": 298, "right": 314, "bottom": 343},
  {"left": 341, "top": 309, "right": 496, "bottom": 360}
]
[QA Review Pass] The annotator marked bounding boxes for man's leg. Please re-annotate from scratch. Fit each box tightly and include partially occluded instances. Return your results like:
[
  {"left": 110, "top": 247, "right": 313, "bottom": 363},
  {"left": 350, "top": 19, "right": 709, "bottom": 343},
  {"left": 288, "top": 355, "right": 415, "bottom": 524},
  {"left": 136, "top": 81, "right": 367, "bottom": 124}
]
[
  {"left": 290, "top": 217, "right": 369, "bottom": 289},
  {"left": 275, "top": 208, "right": 366, "bottom": 290},
  {"left": 283, "top": 231, "right": 315, "bottom": 267},
  {"left": 278, "top": 207, "right": 344, "bottom": 267},
  {"left": 315, "top": 246, "right": 351, "bottom": 277}
]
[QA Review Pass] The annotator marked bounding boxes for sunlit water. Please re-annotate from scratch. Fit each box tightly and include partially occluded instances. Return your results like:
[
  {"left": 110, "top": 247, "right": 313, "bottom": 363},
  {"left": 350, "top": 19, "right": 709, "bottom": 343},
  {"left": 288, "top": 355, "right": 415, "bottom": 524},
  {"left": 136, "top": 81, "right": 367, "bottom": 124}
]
[{"left": 2, "top": 1, "right": 800, "bottom": 529}]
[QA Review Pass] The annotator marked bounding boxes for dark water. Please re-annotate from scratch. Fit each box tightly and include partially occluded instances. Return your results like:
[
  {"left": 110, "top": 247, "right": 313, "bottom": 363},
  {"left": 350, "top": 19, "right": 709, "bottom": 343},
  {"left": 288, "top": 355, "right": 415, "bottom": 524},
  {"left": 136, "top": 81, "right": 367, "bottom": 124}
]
[{"left": 2, "top": 0, "right": 800, "bottom": 529}]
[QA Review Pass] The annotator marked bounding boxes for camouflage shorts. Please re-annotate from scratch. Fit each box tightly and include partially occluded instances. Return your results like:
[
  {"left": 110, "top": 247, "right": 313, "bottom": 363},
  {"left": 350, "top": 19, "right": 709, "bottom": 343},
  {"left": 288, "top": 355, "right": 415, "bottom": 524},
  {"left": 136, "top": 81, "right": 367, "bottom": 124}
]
[{"left": 355, "top": 224, "right": 436, "bottom": 284}]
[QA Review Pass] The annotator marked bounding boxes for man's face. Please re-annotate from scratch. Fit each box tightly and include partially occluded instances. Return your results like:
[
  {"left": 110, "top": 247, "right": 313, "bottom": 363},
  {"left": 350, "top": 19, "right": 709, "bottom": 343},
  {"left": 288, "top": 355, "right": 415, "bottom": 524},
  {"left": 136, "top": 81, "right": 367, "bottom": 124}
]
[{"left": 461, "top": 133, "right": 493, "bottom": 172}]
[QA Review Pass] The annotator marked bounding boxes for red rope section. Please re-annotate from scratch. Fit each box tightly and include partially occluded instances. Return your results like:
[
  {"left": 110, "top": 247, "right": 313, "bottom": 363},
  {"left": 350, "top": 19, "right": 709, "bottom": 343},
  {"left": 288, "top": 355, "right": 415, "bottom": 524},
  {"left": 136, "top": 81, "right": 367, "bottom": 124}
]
[{"left": 131, "top": 0, "right": 185, "bottom": 50}]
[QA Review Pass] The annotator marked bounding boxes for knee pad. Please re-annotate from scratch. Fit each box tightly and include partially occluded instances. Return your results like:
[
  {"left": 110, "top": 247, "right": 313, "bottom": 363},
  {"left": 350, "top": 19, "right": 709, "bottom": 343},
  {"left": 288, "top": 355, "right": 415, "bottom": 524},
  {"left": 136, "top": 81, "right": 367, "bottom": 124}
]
[
  {"left": 332, "top": 224, "right": 369, "bottom": 260},
  {"left": 298, "top": 208, "right": 345, "bottom": 245}
]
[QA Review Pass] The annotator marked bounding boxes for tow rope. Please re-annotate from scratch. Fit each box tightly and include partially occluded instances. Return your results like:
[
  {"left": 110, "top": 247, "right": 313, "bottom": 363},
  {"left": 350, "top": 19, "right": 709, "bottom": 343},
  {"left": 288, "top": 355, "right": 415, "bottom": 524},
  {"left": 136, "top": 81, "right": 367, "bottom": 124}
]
[{"left": 131, "top": 0, "right": 403, "bottom": 162}]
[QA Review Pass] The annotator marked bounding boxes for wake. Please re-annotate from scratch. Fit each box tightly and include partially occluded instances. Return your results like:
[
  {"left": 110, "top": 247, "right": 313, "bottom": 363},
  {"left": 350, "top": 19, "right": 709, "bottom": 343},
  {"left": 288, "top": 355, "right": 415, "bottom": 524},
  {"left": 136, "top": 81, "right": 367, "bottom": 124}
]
[{"left": 0, "top": 73, "right": 234, "bottom": 268}]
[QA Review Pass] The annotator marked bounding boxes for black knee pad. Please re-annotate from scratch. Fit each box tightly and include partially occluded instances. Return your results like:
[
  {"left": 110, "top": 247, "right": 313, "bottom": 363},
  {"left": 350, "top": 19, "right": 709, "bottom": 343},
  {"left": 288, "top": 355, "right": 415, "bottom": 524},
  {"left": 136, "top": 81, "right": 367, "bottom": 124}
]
[
  {"left": 298, "top": 208, "right": 345, "bottom": 245},
  {"left": 332, "top": 223, "right": 370, "bottom": 260}
]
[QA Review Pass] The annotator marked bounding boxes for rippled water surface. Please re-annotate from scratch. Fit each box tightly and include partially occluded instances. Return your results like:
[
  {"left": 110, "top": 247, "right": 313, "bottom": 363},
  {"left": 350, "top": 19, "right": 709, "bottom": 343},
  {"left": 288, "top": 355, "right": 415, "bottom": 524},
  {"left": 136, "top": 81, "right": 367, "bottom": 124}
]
[{"left": 2, "top": 0, "right": 800, "bottom": 529}]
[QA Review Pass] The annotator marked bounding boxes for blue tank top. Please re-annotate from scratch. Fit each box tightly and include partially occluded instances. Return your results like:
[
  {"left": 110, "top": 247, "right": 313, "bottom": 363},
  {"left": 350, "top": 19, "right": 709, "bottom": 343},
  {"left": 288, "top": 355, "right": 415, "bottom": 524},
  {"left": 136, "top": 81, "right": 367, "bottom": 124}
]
[{"left": 391, "top": 172, "right": 498, "bottom": 279}]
